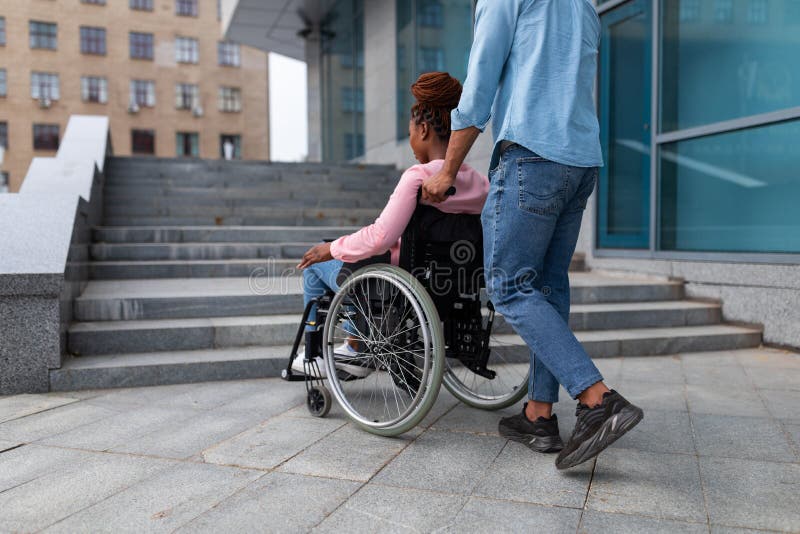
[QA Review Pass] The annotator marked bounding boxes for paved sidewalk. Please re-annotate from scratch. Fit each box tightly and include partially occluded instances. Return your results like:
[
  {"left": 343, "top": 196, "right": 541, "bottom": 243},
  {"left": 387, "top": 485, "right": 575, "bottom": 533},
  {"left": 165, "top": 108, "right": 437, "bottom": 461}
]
[{"left": 1, "top": 347, "right": 798, "bottom": 533}]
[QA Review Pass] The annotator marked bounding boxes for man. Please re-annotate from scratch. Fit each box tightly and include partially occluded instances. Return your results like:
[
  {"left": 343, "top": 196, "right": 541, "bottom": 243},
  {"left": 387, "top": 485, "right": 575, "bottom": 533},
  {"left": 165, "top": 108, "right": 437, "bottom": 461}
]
[{"left": 423, "top": 0, "right": 643, "bottom": 469}]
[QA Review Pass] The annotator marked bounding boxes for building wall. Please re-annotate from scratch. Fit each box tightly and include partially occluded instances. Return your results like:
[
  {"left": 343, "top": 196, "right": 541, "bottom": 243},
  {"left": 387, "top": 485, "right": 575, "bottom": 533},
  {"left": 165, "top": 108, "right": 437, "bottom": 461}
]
[{"left": 0, "top": 0, "right": 269, "bottom": 192}]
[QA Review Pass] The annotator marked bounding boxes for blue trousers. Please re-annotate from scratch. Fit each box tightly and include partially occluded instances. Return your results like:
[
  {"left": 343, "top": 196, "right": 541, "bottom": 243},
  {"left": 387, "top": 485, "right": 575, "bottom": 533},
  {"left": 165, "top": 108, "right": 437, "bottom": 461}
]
[
  {"left": 482, "top": 144, "right": 603, "bottom": 403},
  {"left": 302, "top": 259, "right": 344, "bottom": 331}
]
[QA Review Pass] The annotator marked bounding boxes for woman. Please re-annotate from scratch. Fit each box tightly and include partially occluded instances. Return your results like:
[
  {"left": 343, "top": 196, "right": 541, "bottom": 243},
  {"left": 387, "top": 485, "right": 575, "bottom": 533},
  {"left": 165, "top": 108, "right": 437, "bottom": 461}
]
[{"left": 293, "top": 71, "right": 489, "bottom": 377}]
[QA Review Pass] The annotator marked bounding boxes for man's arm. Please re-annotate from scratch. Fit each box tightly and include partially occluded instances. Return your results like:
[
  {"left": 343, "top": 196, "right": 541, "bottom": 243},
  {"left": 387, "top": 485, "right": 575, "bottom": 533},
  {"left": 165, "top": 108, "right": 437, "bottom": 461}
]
[{"left": 422, "top": 0, "right": 520, "bottom": 203}]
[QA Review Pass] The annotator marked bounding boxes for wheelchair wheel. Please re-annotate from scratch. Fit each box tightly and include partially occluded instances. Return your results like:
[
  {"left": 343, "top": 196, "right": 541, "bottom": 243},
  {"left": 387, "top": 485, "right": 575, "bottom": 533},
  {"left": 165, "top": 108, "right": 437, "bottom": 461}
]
[
  {"left": 323, "top": 265, "right": 445, "bottom": 436},
  {"left": 307, "top": 385, "right": 331, "bottom": 418},
  {"left": 442, "top": 323, "right": 530, "bottom": 411}
]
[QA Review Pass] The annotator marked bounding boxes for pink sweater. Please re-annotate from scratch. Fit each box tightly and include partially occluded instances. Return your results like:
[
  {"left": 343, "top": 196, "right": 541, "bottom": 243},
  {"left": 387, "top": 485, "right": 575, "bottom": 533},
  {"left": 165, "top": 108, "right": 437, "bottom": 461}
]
[{"left": 330, "top": 160, "right": 489, "bottom": 265}]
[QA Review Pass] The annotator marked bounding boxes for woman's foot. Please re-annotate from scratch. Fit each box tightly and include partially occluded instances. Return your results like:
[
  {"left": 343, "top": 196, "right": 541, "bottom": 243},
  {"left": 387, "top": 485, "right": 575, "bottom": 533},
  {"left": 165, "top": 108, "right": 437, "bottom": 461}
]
[
  {"left": 290, "top": 342, "right": 374, "bottom": 379},
  {"left": 499, "top": 403, "right": 564, "bottom": 453}
]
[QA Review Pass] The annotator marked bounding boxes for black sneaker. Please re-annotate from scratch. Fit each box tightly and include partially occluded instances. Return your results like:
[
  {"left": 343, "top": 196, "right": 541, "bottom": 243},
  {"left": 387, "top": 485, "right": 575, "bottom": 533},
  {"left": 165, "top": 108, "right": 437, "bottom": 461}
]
[
  {"left": 498, "top": 403, "right": 564, "bottom": 453},
  {"left": 555, "top": 390, "right": 643, "bottom": 470}
]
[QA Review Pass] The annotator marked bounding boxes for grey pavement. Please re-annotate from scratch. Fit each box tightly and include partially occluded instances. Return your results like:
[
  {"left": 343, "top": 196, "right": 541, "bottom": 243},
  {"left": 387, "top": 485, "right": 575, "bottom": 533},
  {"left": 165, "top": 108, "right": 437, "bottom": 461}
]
[{"left": 0, "top": 347, "right": 798, "bottom": 533}]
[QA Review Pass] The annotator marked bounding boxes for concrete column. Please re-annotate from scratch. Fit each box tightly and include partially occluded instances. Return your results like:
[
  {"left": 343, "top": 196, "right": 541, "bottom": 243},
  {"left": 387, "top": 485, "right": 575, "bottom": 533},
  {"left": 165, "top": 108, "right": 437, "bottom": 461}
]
[{"left": 305, "top": 32, "right": 324, "bottom": 163}]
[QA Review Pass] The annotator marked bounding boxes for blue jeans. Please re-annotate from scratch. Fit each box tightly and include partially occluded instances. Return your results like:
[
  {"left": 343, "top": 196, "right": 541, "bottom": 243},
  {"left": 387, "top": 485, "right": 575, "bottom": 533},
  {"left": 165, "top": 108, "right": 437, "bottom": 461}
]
[
  {"left": 482, "top": 144, "right": 603, "bottom": 403},
  {"left": 303, "top": 259, "right": 344, "bottom": 331}
]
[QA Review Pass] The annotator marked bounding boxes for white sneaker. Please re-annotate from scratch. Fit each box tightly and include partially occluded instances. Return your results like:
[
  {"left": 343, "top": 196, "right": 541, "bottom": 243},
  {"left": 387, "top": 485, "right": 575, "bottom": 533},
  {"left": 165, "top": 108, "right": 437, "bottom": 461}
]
[{"left": 290, "top": 343, "right": 373, "bottom": 379}]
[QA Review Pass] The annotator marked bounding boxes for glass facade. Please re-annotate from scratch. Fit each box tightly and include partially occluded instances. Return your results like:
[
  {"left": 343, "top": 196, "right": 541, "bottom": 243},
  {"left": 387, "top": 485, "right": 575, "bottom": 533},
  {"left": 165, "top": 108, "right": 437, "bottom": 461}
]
[
  {"left": 596, "top": 0, "right": 800, "bottom": 257},
  {"left": 396, "top": 0, "right": 473, "bottom": 140},
  {"left": 320, "top": 0, "right": 365, "bottom": 162}
]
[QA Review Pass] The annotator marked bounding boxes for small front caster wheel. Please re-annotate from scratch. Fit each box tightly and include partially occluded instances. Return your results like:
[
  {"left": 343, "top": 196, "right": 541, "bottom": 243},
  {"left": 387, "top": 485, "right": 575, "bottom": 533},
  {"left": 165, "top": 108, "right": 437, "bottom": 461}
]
[{"left": 307, "top": 385, "right": 331, "bottom": 417}]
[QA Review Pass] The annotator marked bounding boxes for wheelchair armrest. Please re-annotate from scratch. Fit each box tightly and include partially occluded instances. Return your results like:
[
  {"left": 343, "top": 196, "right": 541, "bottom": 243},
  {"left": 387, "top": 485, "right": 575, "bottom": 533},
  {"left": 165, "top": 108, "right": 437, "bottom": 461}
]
[{"left": 336, "top": 252, "right": 392, "bottom": 286}]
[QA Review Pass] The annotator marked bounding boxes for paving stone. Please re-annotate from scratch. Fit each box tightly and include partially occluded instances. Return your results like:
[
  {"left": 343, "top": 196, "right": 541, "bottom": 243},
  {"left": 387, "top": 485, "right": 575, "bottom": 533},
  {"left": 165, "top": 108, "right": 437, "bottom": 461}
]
[
  {"left": 0, "top": 447, "right": 173, "bottom": 532},
  {"left": 700, "top": 456, "right": 800, "bottom": 532},
  {"left": 431, "top": 403, "right": 517, "bottom": 435},
  {"left": 786, "top": 423, "right": 800, "bottom": 452},
  {"left": 445, "top": 497, "right": 582, "bottom": 534},
  {"left": 682, "top": 358, "right": 753, "bottom": 388},
  {"left": 175, "top": 472, "right": 360, "bottom": 533},
  {"left": 42, "top": 463, "right": 263, "bottom": 534},
  {"left": 620, "top": 356, "right": 685, "bottom": 384},
  {"left": 578, "top": 510, "right": 708, "bottom": 533},
  {"left": 0, "top": 394, "right": 79, "bottom": 423},
  {"left": 593, "top": 357, "right": 623, "bottom": 382},
  {"left": 743, "top": 366, "right": 800, "bottom": 391},
  {"left": 315, "top": 483, "right": 467, "bottom": 533},
  {"left": 685, "top": 384, "right": 769, "bottom": 417},
  {"left": 617, "top": 380, "right": 688, "bottom": 412},
  {"left": 111, "top": 410, "right": 263, "bottom": 460},
  {"left": 614, "top": 409, "right": 694, "bottom": 455},
  {"left": 373, "top": 429, "right": 506, "bottom": 495},
  {"left": 212, "top": 379, "right": 303, "bottom": 414},
  {"left": 759, "top": 389, "right": 800, "bottom": 423},
  {"left": 0, "top": 440, "right": 21, "bottom": 452},
  {"left": 38, "top": 406, "right": 203, "bottom": 451},
  {"left": 691, "top": 413, "right": 796, "bottom": 462},
  {"left": 0, "top": 444, "right": 84, "bottom": 492},
  {"left": 587, "top": 448, "right": 706, "bottom": 523},
  {"left": 735, "top": 349, "right": 800, "bottom": 370},
  {"left": 0, "top": 401, "right": 121, "bottom": 442},
  {"left": 709, "top": 526, "right": 768, "bottom": 534},
  {"left": 472, "top": 441, "right": 591, "bottom": 508},
  {"left": 202, "top": 414, "right": 344, "bottom": 470},
  {"left": 280, "top": 424, "right": 411, "bottom": 482}
]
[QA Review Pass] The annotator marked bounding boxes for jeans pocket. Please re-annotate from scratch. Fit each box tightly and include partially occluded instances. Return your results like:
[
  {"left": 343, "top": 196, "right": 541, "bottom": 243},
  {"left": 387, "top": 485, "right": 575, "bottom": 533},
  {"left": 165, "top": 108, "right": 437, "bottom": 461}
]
[{"left": 516, "top": 157, "right": 567, "bottom": 216}]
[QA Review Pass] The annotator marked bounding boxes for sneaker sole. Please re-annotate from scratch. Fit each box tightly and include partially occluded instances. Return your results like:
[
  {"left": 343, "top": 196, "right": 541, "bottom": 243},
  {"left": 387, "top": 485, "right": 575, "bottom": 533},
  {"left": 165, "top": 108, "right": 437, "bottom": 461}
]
[
  {"left": 499, "top": 423, "right": 564, "bottom": 453},
  {"left": 555, "top": 405, "right": 643, "bottom": 470}
]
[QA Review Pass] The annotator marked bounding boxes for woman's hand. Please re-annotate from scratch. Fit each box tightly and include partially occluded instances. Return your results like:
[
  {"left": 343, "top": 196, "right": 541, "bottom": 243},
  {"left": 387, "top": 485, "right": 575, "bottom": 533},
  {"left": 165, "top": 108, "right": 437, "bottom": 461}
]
[
  {"left": 297, "top": 242, "right": 334, "bottom": 270},
  {"left": 422, "top": 170, "right": 457, "bottom": 204}
]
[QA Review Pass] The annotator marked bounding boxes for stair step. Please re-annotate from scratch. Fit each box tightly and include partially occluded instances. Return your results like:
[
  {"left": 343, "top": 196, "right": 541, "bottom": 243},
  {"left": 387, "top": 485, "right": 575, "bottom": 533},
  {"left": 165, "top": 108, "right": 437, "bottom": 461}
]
[
  {"left": 90, "top": 242, "right": 316, "bottom": 261},
  {"left": 93, "top": 226, "right": 360, "bottom": 244},
  {"left": 67, "top": 300, "right": 721, "bottom": 356},
  {"left": 89, "top": 259, "right": 301, "bottom": 280},
  {"left": 52, "top": 323, "right": 761, "bottom": 391},
  {"left": 103, "top": 211, "right": 383, "bottom": 227},
  {"left": 72, "top": 273, "right": 681, "bottom": 322}
]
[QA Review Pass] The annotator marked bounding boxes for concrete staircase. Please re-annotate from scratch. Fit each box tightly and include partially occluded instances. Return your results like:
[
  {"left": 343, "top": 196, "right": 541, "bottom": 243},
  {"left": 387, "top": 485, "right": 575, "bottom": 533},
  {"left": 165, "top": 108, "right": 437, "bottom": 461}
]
[{"left": 51, "top": 157, "right": 763, "bottom": 390}]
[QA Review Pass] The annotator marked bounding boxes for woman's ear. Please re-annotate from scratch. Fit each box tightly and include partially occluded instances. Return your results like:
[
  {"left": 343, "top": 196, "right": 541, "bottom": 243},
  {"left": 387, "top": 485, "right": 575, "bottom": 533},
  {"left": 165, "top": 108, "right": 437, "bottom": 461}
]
[{"left": 419, "top": 120, "right": 430, "bottom": 141}]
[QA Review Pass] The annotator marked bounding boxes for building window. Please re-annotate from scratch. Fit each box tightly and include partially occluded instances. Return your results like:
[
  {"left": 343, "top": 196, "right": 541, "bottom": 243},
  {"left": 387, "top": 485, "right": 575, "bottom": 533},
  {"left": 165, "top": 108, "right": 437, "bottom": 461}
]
[
  {"left": 418, "top": 47, "right": 445, "bottom": 72},
  {"left": 0, "top": 172, "right": 8, "bottom": 193},
  {"left": 130, "top": 32, "right": 154, "bottom": 60},
  {"left": 175, "top": 36, "right": 199, "bottom": 64},
  {"left": 82, "top": 0, "right": 106, "bottom": 4},
  {"left": 130, "top": 80, "right": 155, "bottom": 107},
  {"left": 418, "top": 1, "right": 443, "bottom": 28},
  {"left": 713, "top": 0, "right": 733, "bottom": 22},
  {"left": 0, "top": 69, "right": 6, "bottom": 97},
  {"left": 80, "top": 26, "right": 106, "bottom": 55},
  {"left": 344, "top": 133, "right": 365, "bottom": 160},
  {"left": 33, "top": 124, "right": 59, "bottom": 151},
  {"left": 218, "top": 41, "right": 241, "bottom": 67},
  {"left": 30, "top": 21, "right": 57, "bottom": 50},
  {"left": 220, "top": 134, "right": 241, "bottom": 159},
  {"left": 679, "top": 0, "right": 701, "bottom": 21},
  {"left": 0, "top": 122, "right": 7, "bottom": 149},
  {"left": 341, "top": 87, "right": 364, "bottom": 113},
  {"left": 218, "top": 87, "right": 242, "bottom": 112},
  {"left": 176, "top": 0, "right": 198, "bottom": 17},
  {"left": 130, "top": 0, "right": 153, "bottom": 11},
  {"left": 0, "top": 17, "right": 6, "bottom": 46},
  {"left": 132, "top": 129, "right": 155, "bottom": 154},
  {"left": 747, "top": 0, "right": 769, "bottom": 24},
  {"left": 176, "top": 132, "right": 199, "bottom": 157},
  {"left": 81, "top": 76, "right": 108, "bottom": 103},
  {"left": 175, "top": 83, "right": 199, "bottom": 109},
  {"left": 31, "top": 72, "right": 60, "bottom": 101}
]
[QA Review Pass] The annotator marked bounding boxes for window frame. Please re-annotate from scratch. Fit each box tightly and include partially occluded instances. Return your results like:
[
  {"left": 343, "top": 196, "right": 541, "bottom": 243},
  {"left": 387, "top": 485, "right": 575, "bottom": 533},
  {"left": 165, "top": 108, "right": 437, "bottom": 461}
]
[
  {"left": 0, "top": 121, "right": 8, "bottom": 149},
  {"left": 131, "top": 129, "right": 156, "bottom": 155},
  {"left": 0, "top": 69, "right": 6, "bottom": 98},
  {"left": 218, "top": 86, "right": 242, "bottom": 113},
  {"left": 29, "top": 21, "right": 57, "bottom": 50},
  {"left": 0, "top": 17, "right": 6, "bottom": 47},
  {"left": 80, "top": 26, "right": 107, "bottom": 55},
  {"left": 175, "top": 36, "right": 199, "bottom": 64},
  {"left": 130, "top": 79, "right": 156, "bottom": 107},
  {"left": 31, "top": 72, "right": 60, "bottom": 101},
  {"left": 176, "top": 131, "right": 200, "bottom": 157},
  {"left": 217, "top": 41, "right": 241, "bottom": 67},
  {"left": 32, "top": 123, "right": 60, "bottom": 151},
  {"left": 175, "top": 83, "right": 199, "bottom": 110},
  {"left": 176, "top": 0, "right": 198, "bottom": 17},
  {"left": 81, "top": 76, "right": 108, "bottom": 104},
  {"left": 130, "top": 0, "right": 154, "bottom": 11},
  {"left": 129, "top": 31, "right": 154, "bottom": 60}
]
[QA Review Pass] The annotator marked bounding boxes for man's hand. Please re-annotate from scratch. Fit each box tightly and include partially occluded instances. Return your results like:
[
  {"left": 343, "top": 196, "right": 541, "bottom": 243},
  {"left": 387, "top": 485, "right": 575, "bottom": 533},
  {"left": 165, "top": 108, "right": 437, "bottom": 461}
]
[
  {"left": 297, "top": 242, "right": 333, "bottom": 270},
  {"left": 422, "top": 171, "right": 457, "bottom": 204}
]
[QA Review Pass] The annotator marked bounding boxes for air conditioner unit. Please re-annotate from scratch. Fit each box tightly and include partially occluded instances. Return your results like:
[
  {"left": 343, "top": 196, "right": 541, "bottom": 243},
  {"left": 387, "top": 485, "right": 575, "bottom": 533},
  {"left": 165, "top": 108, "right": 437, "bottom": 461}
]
[
  {"left": 128, "top": 99, "right": 140, "bottom": 114},
  {"left": 192, "top": 105, "right": 204, "bottom": 118},
  {"left": 39, "top": 96, "right": 52, "bottom": 109}
]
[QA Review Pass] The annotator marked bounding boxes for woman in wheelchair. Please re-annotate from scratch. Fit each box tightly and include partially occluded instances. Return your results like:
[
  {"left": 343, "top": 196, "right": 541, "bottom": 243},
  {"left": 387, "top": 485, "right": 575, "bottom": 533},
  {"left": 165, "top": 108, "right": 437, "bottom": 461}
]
[{"left": 292, "top": 72, "right": 489, "bottom": 380}]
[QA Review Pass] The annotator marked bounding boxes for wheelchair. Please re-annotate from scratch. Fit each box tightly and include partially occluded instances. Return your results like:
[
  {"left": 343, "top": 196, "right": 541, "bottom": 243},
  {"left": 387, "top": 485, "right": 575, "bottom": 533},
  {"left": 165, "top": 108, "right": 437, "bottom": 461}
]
[{"left": 281, "top": 198, "right": 530, "bottom": 436}]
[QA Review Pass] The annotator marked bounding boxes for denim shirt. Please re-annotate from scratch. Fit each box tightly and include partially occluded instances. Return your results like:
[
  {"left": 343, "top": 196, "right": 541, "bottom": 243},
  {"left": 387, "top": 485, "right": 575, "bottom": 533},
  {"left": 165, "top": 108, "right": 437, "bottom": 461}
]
[{"left": 451, "top": 0, "right": 604, "bottom": 169}]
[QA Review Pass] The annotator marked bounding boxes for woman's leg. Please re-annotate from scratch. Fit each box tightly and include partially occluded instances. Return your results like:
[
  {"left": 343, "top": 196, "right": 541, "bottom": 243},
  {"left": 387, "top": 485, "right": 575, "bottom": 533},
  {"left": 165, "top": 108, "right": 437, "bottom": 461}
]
[{"left": 303, "top": 259, "right": 344, "bottom": 331}]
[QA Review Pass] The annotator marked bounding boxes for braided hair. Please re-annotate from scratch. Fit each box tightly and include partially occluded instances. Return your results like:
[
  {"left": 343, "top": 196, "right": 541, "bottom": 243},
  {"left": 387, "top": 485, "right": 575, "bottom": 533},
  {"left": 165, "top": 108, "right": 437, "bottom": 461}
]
[{"left": 410, "top": 72, "right": 463, "bottom": 141}]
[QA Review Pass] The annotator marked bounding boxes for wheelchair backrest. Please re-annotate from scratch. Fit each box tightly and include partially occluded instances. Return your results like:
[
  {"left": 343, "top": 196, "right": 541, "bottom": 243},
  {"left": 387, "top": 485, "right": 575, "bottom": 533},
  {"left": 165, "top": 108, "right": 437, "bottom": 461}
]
[{"left": 398, "top": 203, "right": 484, "bottom": 303}]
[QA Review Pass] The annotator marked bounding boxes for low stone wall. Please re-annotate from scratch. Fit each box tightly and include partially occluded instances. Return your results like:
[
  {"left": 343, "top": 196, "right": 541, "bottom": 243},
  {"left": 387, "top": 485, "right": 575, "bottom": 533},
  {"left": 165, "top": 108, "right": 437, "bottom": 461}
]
[{"left": 0, "top": 116, "right": 108, "bottom": 394}]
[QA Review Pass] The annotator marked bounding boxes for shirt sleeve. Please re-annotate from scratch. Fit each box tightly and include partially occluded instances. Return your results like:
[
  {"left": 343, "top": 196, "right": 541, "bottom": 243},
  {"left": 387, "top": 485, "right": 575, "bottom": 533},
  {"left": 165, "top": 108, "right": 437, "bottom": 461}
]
[
  {"left": 329, "top": 167, "right": 424, "bottom": 263},
  {"left": 451, "top": 0, "right": 521, "bottom": 132}
]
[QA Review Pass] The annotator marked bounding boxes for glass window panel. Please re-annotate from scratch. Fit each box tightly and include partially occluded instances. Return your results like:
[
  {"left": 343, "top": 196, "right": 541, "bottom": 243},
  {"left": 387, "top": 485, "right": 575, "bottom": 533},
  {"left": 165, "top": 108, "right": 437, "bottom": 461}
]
[
  {"left": 80, "top": 26, "right": 106, "bottom": 55},
  {"left": 33, "top": 124, "right": 59, "bottom": 150},
  {"left": 218, "top": 87, "right": 242, "bottom": 112},
  {"left": 131, "top": 129, "right": 155, "bottom": 154},
  {"left": 659, "top": 120, "right": 800, "bottom": 253},
  {"left": 0, "top": 17, "right": 6, "bottom": 46},
  {"left": 81, "top": 76, "right": 108, "bottom": 103},
  {"left": 0, "top": 122, "right": 8, "bottom": 148},
  {"left": 176, "top": 132, "right": 199, "bottom": 157},
  {"left": 661, "top": 0, "right": 800, "bottom": 132},
  {"left": 30, "top": 21, "right": 57, "bottom": 50},
  {"left": 130, "top": 32, "right": 154, "bottom": 59},
  {"left": 0, "top": 69, "right": 6, "bottom": 97},
  {"left": 176, "top": 0, "right": 198, "bottom": 17},
  {"left": 175, "top": 36, "right": 199, "bottom": 64},
  {"left": 220, "top": 134, "right": 241, "bottom": 159},
  {"left": 130, "top": 80, "right": 155, "bottom": 107},
  {"left": 597, "top": 0, "right": 652, "bottom": 249},
  {"left": 130, "top": 0, "right": 153, "bottom": 11},
  {"left": 31, "top": 72, "right": 60, "bottom": 101},
  {"left": 0, "top": 172, "right": 8, "bottom": 193},
  {"left": 218, "top": 42, "right": 241, "bottom": 67}
]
